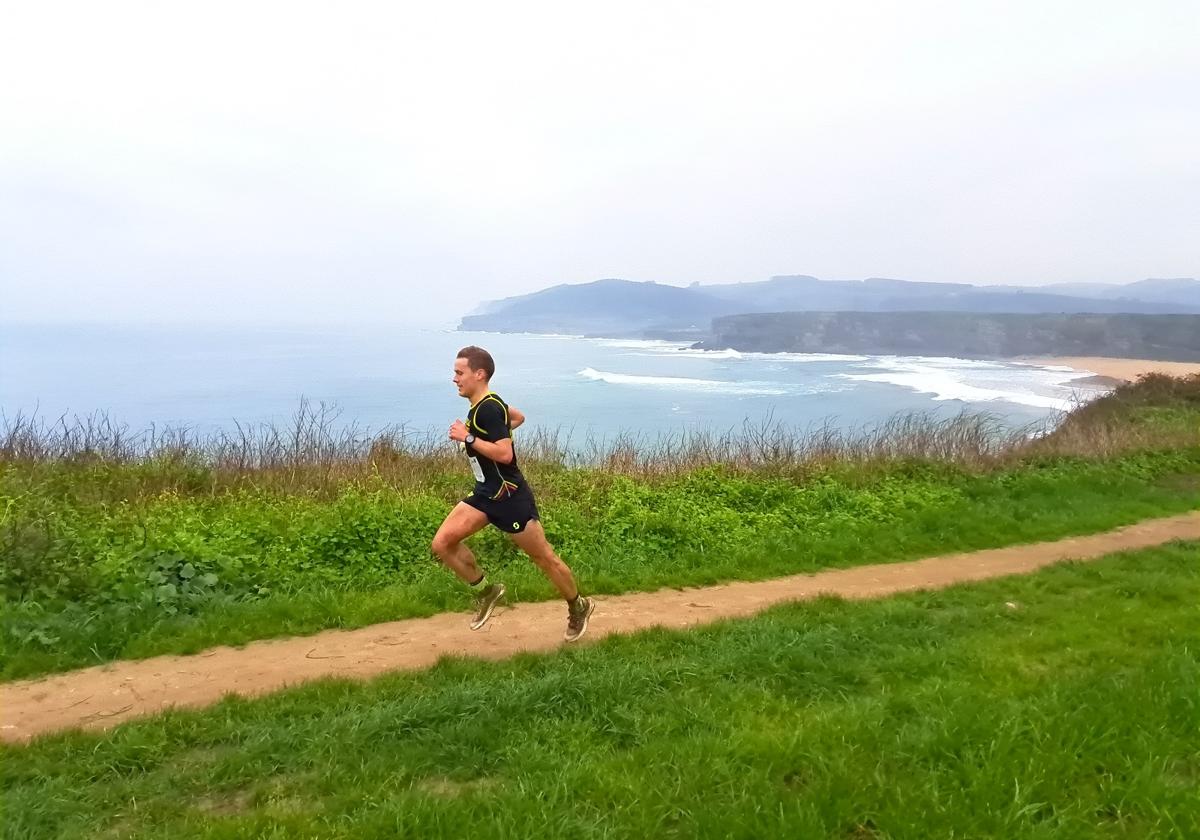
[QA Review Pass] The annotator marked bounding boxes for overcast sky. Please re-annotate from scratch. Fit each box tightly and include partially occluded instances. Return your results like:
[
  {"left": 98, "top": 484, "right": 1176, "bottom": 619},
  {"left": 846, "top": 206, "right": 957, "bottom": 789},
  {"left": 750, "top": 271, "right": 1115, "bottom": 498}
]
[{"left": 2, "top": 0, "right": 1197, "bottom": 326}]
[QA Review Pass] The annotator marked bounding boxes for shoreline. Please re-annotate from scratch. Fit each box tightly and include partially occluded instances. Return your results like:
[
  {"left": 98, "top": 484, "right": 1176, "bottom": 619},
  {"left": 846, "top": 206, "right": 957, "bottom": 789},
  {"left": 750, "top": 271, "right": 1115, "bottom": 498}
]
[{"left": 1020, "top": 356, "right": 1200, "bottom": 383}]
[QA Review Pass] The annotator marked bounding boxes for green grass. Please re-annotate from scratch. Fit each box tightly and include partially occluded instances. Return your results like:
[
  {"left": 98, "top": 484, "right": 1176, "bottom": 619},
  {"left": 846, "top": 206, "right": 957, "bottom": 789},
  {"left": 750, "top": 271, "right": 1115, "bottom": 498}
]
[
  {"left": 4, "top": 373, "right": 1199, "bottom": 680},
  {"left": 2, "top": 449, "right": 1199, "bottom": 680},
  {"left": 3, "top": 541, "right": 1198, "bottom": 839}
]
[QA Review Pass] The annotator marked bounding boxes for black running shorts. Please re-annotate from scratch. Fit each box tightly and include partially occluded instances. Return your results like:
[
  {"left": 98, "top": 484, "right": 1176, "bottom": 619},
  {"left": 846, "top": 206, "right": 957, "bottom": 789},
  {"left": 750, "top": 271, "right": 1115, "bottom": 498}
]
[{"left": 463, "top": 484, "right": 540, "bottom": 534}]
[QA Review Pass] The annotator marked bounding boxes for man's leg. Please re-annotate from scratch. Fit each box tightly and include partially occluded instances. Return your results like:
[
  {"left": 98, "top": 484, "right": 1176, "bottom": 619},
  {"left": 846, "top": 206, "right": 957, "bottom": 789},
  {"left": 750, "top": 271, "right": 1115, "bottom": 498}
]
[
  {"left": 507, "top": 520, "right": 577, "bottom": 598},
  {"left": 431, "top": 502, "right": 489, "bottom": 582},
  {"left": 432, "top": 502, "right": 506, "bottom": 630},
  {"left": 508, "top": 521, "right": 594, "bottom": 642}
]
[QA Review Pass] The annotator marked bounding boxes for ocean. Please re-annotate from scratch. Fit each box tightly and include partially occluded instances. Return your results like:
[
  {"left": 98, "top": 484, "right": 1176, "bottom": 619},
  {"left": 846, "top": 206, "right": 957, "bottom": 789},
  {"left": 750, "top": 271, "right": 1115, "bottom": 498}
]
[{"left": 1, "top": 322, "right": 1102, "bottom": 446}]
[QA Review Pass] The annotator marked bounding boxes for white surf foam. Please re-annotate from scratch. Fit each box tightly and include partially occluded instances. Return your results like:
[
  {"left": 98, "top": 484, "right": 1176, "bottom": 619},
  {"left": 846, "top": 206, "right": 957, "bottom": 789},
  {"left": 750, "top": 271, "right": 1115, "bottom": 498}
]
[
  {"left": 512, "top": 331, "right": 587, "bottom": 340},
  {"left": 578, "top": 368, "right": 793, "bottom": 395},
  {"left": 836, "top": 371, "right": 1069, "bottom": 409},
  {"left": 629, "top": 347, "right": 869, "bottom": 363},
  {"left": 832, "top": 357, "right": 1088, "bottom": 410},
  {"left": 586, "top": 338, "right": 691, "bottom": 351},
  {"left": 757, "top": 351, "right": 870, "bottom": 363}
]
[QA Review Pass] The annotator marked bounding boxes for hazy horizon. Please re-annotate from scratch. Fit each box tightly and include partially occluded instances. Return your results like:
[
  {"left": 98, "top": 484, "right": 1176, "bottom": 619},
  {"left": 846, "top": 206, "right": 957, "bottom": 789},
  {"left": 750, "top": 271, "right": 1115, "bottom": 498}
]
[
  {"left": 3, "top": 1, "right": 1197, "bottom": 326},
  {"left": 4, "top": 272, "right": 1197, "bottom": 329}
]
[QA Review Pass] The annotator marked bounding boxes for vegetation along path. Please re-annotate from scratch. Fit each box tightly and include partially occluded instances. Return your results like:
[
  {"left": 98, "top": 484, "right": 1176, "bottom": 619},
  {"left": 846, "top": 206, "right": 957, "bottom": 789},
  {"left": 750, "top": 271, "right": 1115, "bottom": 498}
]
[{"left": 3, "top": 510, "right": 1198, "bottom": 743}]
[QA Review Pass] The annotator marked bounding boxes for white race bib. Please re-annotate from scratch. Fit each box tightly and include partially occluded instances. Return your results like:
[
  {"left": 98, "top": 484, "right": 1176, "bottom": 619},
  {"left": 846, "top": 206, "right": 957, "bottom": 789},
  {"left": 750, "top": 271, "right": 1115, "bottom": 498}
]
[{"left": 467, "top": 455, "right": 485, "bottom": 482}]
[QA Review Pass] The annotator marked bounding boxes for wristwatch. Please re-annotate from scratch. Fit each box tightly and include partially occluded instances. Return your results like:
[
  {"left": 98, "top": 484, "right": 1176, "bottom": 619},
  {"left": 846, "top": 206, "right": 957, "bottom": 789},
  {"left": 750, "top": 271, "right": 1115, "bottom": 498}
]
[{"left": 464, "top": 433, "right": 476, "bottom": 445}]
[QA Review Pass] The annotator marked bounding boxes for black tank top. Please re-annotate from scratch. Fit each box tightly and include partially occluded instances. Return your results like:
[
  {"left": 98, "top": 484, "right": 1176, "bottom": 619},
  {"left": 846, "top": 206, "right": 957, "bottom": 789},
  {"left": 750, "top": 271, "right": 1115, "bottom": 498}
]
[{"left": 465, "top": 392, "right": 525, "bottom": 499}]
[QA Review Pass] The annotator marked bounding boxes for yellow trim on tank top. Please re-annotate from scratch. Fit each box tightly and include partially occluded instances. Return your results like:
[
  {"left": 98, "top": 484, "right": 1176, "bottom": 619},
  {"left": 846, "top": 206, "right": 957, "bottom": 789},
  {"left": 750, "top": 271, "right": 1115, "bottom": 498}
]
[{"left": 467, "top": 392, "right": 508, "bottom": 433}]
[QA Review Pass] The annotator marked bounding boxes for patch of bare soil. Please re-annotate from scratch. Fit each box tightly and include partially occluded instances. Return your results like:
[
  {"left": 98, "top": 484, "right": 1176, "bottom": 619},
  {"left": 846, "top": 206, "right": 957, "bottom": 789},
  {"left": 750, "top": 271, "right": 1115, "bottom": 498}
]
[{"left": 1021, "top": 357, "right": 1200, "bottom": 382}]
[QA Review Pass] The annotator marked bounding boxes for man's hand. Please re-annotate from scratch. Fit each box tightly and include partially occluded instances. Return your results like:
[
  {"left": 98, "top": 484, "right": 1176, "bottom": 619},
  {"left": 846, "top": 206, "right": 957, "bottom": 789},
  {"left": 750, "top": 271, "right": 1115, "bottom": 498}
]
[
  {"left": 509, "top": 406, "right": 526, "bottom": 430},
  {"left": 449, "top": 419, "right": 469, "bottom": 442}
]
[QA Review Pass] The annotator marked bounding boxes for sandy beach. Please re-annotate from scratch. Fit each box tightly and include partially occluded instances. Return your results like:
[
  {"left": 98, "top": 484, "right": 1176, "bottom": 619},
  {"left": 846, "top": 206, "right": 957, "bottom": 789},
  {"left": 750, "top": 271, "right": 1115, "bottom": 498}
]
[{"left": 1022, "top": 357, "right": 1200, "bottom": 383}]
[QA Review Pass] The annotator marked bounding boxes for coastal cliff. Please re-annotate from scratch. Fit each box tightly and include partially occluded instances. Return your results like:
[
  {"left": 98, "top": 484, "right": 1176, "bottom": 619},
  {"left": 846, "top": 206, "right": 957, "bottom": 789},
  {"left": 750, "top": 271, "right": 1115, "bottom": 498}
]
[{"left": 696, "top": 312, "right": 1200, "bottom": 361}]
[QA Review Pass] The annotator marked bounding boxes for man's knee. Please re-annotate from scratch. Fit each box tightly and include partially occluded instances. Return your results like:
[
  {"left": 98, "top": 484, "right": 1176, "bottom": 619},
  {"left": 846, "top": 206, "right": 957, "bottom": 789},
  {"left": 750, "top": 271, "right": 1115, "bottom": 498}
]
[
  {"left": 431, "top": 533, "right": 457, "bottom": 558},
  {"left": 524, "top": 542, "right": 560, "bottom": 568}
]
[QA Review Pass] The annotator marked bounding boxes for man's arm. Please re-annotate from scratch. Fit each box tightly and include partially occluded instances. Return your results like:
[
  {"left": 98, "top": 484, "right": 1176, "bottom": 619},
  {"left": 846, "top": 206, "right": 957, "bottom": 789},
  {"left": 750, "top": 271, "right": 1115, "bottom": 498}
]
[
  {"left": 449, "top": 402, "right": 516, "bottom": 465},
  {"left": 509, "top": 406, "right": 526, "bottom": 430},
  {"left": 468, "top": 435, "right": 514, "bottom": 465}
]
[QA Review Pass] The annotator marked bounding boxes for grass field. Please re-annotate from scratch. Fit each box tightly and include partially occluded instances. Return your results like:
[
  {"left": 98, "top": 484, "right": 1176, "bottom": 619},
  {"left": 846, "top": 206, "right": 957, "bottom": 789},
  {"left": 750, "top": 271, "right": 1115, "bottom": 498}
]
[
  {"left": 2, "top": 375, "right": 1199, "bottom": 680},
  {"left": 3, "top": 541, "right": 1197, "bottom": 838}
]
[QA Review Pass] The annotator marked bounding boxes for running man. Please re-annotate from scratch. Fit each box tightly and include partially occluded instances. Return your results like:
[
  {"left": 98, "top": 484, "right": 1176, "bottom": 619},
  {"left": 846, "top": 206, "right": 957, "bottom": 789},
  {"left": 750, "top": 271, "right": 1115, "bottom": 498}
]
[{"left": 431, "top": 345, "right": 595, "bottom": 641}]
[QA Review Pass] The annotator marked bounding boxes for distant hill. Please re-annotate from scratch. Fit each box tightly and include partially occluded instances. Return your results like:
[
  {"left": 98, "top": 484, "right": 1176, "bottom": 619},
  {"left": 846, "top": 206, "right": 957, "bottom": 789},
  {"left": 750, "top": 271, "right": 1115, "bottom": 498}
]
[
  {"left": 980, "top": 278, "right": 1200, "bottom": 308},
  {"left": 698, "top": 312, "right": 1200, "bottom": 361},
  {"left": 457, "top": 276, "right": 1200, "bottom": 337},
  {"left": 459, "top": 278, "right": 726, "bottom": 337}
]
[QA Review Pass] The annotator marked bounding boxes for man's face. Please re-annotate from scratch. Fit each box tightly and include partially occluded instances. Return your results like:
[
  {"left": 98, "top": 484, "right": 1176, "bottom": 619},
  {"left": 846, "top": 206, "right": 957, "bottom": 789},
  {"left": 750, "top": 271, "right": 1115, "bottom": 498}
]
[{"left": 453, "top": 357, "right": 482, "bottom": 396}]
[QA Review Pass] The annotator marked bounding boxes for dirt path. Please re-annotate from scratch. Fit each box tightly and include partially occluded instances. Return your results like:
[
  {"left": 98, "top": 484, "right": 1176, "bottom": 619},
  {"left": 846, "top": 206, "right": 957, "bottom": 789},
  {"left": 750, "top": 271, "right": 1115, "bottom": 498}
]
[{"left": 4, "top": 512, "right": 1199, "bottom": 744}]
